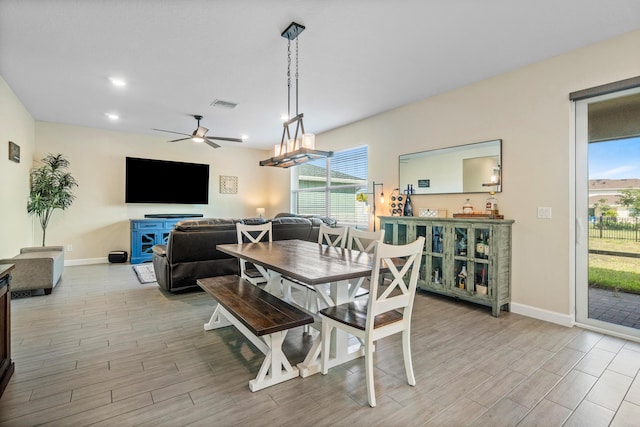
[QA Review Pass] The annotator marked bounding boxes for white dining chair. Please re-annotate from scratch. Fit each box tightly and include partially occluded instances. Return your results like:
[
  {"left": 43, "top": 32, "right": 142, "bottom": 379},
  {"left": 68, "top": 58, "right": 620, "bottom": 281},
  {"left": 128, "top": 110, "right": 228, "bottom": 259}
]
[
  {"left": 318, "top": 223, "right": 348, "bottom": 248},
  {"left": 283, "top": 224, "right": 349, "bottom": 331},
  {"left": 320, "top": 236, "right": 425, "bottom": 407},
  {"left": 346, "top": 228, "right": 385, "bottom": 253},
  {"left": 306, "top": 224, "right": 349, "bottom": 306},
  {"left": 236, "top": 222, "right": 272, "bottom": 286}
]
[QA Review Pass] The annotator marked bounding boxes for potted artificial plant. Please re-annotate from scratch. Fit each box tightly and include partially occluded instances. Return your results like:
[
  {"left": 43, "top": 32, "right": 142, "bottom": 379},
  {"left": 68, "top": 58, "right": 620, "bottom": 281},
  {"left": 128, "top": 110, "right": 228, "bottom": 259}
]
[{"left": 27, "top": 153, "right": 78, "bottom": 246}]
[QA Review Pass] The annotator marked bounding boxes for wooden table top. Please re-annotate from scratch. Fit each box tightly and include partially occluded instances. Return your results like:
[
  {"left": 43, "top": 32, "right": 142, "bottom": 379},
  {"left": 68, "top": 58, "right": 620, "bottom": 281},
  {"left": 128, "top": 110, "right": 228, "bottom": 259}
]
[{"left": 217, "top": 240, "right": 375, "bottom": 286}]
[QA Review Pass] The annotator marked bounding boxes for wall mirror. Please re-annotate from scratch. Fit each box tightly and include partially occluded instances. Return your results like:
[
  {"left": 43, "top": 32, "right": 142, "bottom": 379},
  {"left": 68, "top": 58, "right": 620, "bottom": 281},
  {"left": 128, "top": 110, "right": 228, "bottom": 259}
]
[{"left": 399, "top": 139, "right": 502, "bottom": 194}]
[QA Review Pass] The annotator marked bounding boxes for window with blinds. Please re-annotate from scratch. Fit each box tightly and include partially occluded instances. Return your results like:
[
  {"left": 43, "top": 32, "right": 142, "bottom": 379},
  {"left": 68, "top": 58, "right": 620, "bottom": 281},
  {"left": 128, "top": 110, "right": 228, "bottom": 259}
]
[{"left": 291, "top": 145, "right": 369, "bottom": 227}]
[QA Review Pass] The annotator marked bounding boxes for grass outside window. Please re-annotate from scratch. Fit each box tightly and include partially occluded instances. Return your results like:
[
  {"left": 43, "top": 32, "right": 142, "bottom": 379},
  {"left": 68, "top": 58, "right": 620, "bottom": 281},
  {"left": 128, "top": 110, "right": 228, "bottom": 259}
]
[{"left": 589, "top": 238, "right": 640, "bottom": 294}]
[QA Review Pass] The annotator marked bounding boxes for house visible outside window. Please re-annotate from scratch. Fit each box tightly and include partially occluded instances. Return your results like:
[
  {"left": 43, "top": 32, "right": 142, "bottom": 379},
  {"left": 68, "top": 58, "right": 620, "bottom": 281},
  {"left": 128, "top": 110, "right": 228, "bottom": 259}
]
[{"left": 291, "top": 145, "right": 369, "bottom": 228}]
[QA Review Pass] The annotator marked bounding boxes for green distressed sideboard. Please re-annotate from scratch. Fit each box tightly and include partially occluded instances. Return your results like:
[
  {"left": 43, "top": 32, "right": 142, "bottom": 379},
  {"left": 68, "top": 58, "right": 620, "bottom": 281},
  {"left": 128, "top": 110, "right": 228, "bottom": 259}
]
[{"left": 379, "top": 216, "right": 514, "bottom": 316}]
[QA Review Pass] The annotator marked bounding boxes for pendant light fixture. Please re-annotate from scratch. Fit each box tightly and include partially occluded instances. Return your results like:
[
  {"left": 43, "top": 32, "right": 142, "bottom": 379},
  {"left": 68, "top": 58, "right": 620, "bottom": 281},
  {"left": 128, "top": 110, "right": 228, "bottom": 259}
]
[{"left": 260, "top": 22, "right": 333, "bottom": 168}]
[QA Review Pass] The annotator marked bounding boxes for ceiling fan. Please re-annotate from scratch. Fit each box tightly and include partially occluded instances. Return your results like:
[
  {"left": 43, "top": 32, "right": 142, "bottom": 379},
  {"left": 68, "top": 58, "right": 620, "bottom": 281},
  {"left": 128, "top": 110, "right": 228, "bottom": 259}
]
[{"left": 152, "top": 115, "right": 243, "bottom": 149}]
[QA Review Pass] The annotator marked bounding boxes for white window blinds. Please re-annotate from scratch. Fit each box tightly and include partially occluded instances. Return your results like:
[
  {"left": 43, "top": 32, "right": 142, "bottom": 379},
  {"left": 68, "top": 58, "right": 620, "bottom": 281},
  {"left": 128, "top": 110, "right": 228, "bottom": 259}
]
[{"left": 292, "top": 145, "right": 369, "bottom": 227}]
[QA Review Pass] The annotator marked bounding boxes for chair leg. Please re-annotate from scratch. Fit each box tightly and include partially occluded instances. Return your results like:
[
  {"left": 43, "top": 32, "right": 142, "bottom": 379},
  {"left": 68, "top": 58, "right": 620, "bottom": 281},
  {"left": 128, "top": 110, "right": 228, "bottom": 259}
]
[
  {"left": 365, "top": 338, "right": 376, "bottom": 407},
  {"left": 321, "top": 320, "right": 331, "bottom": 375},
  {"left": 402, "top": 329, "right": 416, "bottom": 386}
]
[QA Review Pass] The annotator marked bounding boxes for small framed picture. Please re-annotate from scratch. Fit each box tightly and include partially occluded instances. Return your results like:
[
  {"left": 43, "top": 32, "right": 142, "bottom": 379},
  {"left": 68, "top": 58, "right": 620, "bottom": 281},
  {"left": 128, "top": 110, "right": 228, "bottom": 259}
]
[
  {"left": 8, "top": 141, "right": 20, "bottom": 163},
  {"left": 219, "top": 175, "right": 238, "bottom": 194}
]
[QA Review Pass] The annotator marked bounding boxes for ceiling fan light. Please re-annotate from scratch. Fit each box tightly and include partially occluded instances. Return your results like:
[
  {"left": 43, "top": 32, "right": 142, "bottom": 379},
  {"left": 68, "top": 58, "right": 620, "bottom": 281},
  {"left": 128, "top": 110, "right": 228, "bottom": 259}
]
[
  {"left": 192, "top": 136, "right": 205, "bottom": 143},
  {"left": 194, "top": 126, "right": 208, "bottom": 138}
]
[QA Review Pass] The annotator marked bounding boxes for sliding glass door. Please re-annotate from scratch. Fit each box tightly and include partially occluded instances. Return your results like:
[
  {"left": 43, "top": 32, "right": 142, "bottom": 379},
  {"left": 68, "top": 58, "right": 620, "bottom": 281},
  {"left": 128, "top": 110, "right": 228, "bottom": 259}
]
[{"left": 575, "top": 86, "right": 640, "bottom": 340}]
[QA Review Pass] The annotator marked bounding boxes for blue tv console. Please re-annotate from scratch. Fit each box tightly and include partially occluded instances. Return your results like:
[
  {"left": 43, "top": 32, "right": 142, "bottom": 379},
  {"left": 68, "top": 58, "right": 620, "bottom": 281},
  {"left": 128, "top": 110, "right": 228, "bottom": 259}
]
[{"left": 130, "top": 215, "right": 203, "bottom": 264}]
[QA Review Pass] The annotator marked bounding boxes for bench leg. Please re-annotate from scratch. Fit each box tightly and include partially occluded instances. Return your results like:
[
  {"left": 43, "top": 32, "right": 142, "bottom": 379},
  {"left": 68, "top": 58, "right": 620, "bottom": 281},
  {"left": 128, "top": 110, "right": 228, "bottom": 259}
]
[
  {"left": 204, "top": 304, "right": 300, "bottom": 391},
  {"left": 249, "top": 331, "right": 299, "bottom": 392},
  {"left": 264, "top": 270, "right": 283, "bottom": 296},
  {"left": 203, "top": 304, "right": 232, "bottom": 331}
]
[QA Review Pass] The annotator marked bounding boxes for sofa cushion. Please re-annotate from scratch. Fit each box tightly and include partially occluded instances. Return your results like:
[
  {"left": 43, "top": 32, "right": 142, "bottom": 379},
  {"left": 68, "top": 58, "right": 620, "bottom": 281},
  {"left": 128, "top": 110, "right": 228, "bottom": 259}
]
[
  {"left": 168, "top": 228, "right": 239, "bottom": 263},
  {"left": 174, "top": 218, "right": 241, "bottom": 232},
  {"left": 274, "top": 212, "right": 337, "bottom": 227},
  {"left": 242, "top": 217, "right": 269, "bottom": 226},
  {"left": 270, "top": 217, "right": 312, "bottom": 225},
  {"left": 270, "top": 217, "right": 313, "bottom": 241}
]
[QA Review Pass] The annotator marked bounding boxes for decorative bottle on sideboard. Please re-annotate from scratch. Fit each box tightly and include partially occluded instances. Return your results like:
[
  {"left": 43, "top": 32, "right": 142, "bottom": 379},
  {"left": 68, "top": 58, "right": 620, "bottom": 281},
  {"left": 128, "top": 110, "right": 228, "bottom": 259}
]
[
  {"left": 458, "top": 265, "right": 467, "bottom": 289},
  {"left": 403, "top": 192, "right": 413, "bottom": 217},
  {"left": 463, "top": 198, "right": 473, "bottom": 214},
  {"left": 476, "top": 232, "right": 485, "bottom": 258},
  {"left": 485, "top": 192, "right": 499, "bottom": 217}
]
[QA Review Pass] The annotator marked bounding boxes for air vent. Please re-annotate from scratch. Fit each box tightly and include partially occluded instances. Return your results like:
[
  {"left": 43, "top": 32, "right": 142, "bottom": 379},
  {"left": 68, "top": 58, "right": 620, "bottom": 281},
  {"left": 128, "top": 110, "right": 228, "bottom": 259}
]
[{"left": 210, "top": 99, "right": 238, "bottom": 109}]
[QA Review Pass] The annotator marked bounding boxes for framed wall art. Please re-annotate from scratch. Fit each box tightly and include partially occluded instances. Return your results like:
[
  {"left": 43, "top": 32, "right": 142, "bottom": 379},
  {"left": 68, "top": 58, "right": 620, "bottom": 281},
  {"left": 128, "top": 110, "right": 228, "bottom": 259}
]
[
  {"left": 219, "top": 175, "right": 238, "bottom": 194},
  {"left": 8, "top": 141, "right": 20, "bottom": 163}
]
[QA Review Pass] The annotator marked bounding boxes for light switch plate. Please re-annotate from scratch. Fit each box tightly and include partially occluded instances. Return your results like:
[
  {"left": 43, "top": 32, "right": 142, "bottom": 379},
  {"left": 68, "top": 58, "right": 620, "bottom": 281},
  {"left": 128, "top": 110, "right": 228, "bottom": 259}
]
[{"left": 537, "top": 207, "right": 552, "bottom": 219}]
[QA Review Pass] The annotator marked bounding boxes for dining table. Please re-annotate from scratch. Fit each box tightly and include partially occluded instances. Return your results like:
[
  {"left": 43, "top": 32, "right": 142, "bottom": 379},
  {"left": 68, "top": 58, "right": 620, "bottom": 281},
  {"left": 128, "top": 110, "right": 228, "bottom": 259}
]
[{"left": 216, "top": 239, "right": 376, "bottom": 377}]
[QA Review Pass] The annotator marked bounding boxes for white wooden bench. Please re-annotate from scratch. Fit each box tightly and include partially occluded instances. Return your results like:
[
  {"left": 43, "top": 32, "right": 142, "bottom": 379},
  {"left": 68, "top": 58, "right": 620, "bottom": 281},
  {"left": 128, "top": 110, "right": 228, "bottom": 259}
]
[{"left": 197, "top": 275, "right": 313, "bottom": 391}]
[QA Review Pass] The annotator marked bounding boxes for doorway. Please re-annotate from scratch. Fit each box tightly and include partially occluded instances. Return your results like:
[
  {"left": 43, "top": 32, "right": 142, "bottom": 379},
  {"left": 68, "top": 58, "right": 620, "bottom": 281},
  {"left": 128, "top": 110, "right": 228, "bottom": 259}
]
[{"left": 575, "top": 86, "right": 640, "bottom": 340}]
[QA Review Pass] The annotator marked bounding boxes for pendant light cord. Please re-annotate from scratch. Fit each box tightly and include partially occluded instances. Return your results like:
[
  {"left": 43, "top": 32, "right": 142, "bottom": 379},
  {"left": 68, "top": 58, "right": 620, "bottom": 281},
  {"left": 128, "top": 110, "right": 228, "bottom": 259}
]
[
  {"left": 295, "top": 37, "right": 299, "bottom": 116},
  {"left": 287, "top": 39, "right": 291, "bottom": 120}
]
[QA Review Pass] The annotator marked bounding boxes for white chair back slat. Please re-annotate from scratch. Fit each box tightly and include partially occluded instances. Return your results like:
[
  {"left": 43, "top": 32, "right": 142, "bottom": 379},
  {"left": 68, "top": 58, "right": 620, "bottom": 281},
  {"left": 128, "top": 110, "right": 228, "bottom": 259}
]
[
  {"left": 346, "top": 228, "right": 385, "bottom": 253},
  {"left": 235, "top": 222, "right": 273, "bottom": 285},
  {"left": 236, "top": 222, "right": 273, "bottom": 243},
  {"left": 368, "top": 237, "right": 424, "bottom": 320},
  {"left": 317, "top": 224, "right": 347, "bottom": 248}
]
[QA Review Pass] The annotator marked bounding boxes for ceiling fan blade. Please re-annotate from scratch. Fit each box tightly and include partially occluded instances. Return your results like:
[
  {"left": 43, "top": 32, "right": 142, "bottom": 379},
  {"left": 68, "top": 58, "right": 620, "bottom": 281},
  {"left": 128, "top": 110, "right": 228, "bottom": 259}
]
[
  {"left": 204, "top": 139, "right": 221, "bottom": 149},
  {"left": 207, "top": 136, "right": 244, "bottom": 143},
  {"left": 152, "top": 128, "right": 192, "bottom": 137},
  {"left": 169, "top": 137, "right": 190, "bottom": 142}
]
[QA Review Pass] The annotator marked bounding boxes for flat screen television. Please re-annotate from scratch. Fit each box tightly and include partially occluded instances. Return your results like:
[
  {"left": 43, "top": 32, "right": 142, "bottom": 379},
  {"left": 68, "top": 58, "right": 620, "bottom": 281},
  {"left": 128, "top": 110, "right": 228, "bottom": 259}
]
[{"left": 125, "top": 157, "right": 210, "bottom": 204}]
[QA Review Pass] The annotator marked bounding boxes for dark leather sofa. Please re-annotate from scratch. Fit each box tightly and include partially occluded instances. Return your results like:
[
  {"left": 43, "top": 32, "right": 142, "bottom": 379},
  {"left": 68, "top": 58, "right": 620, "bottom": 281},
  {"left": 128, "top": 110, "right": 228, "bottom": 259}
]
[{"left": 151, "top": 215, "right": 331, "bottom": 293}]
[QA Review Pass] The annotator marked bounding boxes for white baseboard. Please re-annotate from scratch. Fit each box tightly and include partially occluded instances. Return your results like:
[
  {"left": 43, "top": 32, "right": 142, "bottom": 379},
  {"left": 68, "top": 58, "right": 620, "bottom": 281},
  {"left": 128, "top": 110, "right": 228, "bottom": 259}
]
[
  {"left": 65, "top": 257, "right": 109, "bottom": 266},
  {"left": 510, "top": 302, "right": 574, "bottom": 328}
]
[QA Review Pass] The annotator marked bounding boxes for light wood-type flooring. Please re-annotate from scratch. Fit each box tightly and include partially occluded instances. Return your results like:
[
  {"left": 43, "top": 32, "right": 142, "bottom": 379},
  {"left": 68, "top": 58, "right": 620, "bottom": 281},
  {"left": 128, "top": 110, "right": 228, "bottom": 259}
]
[{"left": 1, "top": 263, "right": 640, "bottom": 426}]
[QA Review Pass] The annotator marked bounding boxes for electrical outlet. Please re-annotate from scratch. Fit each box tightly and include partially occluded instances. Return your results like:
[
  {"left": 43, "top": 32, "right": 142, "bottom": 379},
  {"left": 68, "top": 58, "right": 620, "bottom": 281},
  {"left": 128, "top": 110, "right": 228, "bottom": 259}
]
[
  {"left": 537, "top": 207, "right": 552, "bottom": 219},
  {"left": 66, "top": 244, "right": 73, "bottom": 252}
]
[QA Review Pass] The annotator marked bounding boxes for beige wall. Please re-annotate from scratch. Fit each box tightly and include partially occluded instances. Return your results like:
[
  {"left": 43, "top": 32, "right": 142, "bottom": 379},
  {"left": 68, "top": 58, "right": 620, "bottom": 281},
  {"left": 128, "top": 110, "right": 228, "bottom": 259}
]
[
  {"left": 267, "top": 29, "right": 640, "bottom": 322},
  {"left": 34, "top": 122, "right": 274, "bottom": 263},
  {"left": 0, "top": 76, "right": 35, "bottom": 258},
  {"left": 3, "top": 29, "right": 639, "bottom": 322}
]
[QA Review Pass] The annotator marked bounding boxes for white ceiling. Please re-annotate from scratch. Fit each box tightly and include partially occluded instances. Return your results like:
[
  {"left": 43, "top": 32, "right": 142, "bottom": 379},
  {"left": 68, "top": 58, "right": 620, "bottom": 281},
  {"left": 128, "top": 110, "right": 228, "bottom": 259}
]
[{"left": 2, "top": 0, "right": 640, "bottom": 149}]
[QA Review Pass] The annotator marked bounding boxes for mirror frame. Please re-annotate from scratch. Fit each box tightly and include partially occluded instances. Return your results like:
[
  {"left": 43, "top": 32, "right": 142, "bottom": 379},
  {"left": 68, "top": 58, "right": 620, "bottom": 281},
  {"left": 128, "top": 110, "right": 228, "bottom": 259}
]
[{"left": 399, "top": 139, "right": 502, "bottom": 195}]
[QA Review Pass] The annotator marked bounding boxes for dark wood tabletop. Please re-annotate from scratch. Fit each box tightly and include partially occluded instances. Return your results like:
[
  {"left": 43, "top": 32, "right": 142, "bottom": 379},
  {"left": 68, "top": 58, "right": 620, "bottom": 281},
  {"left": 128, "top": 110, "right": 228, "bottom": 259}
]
[{"left": 217, "top": 240, "right": 375, "bottom": 286}]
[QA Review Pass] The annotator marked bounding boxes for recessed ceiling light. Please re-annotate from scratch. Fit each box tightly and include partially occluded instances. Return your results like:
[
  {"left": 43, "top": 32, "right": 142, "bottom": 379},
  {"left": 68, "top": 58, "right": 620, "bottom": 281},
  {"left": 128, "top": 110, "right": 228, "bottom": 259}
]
[
  {"left": 105, "top": 113, "right": 119, "bottom": 120},
  {"left": 280, "top": 114, "right": 288, "bottom": 121},
  {"left": 241, "top": 135, "right": 249, "bottom": 140},
  {"left": 109, "top": 77, "right": 126, "bottom": 87}
]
